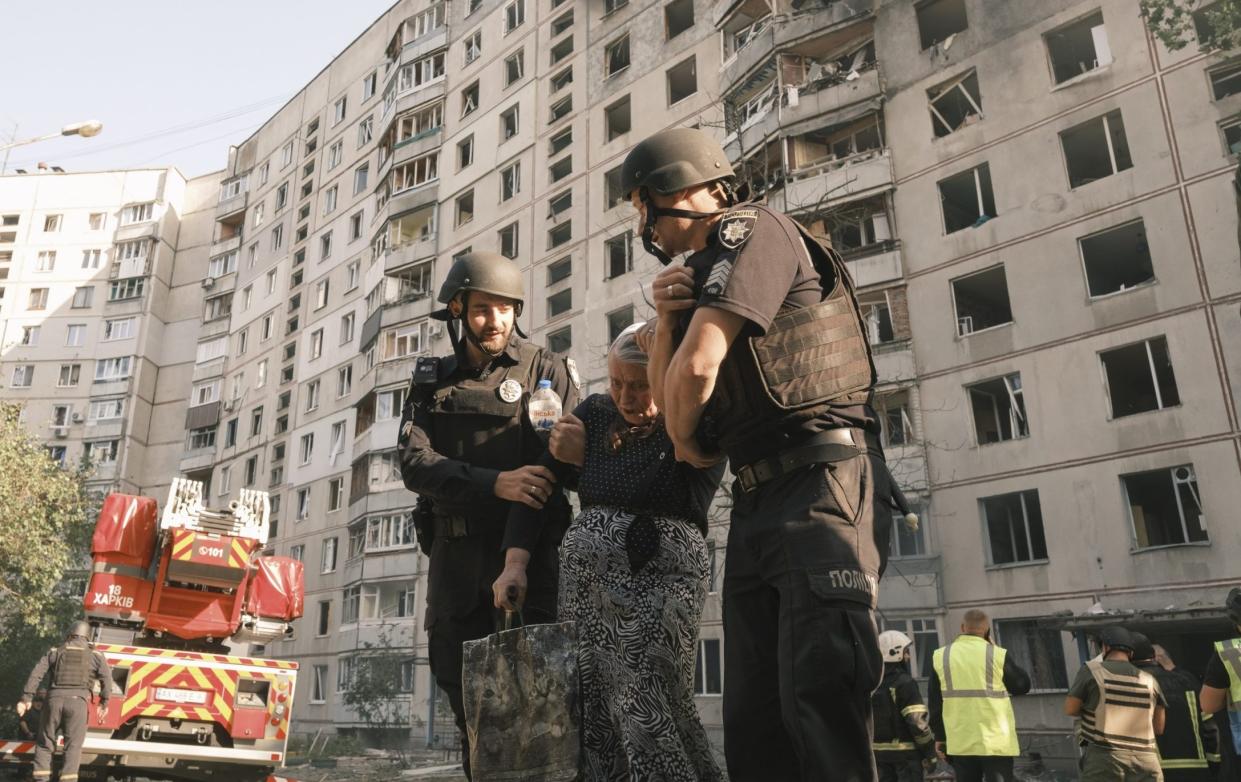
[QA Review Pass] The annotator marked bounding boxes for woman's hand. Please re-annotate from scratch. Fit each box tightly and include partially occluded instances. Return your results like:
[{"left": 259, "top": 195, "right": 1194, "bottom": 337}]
[
  {"left": 651, "top": 264, "right": 696, "bottom": 322},
  {"left": 549, "top": 414, "right": 586, "bottom": 466},
  {"left": 634, "top": 319, "right": 659, "bottom": 354},
  {"left": 492, "top": 560, "right": 528, "bottom": 611},
  {"left": 671, "top": 433, "right": 725, "bottom": 469}
]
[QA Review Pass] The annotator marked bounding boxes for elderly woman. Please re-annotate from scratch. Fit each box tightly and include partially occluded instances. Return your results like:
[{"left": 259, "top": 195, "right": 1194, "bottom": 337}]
[{"left": 494, "top": 322, "right": 725, "bottom": 782}]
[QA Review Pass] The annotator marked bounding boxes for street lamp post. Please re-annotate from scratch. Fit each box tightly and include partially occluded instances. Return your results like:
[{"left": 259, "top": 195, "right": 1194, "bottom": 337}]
[{"left": 0, "top": 120, "right": 104, "bottom": 173}]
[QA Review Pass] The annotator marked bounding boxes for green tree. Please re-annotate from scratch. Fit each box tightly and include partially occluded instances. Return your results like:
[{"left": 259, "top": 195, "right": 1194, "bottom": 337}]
[
  {"left": 0, "top": 402, "right": 95, "bottom": 732},
  {"left": 1141, "top": 0, "right": 1241, "bottom": 51},
  {"left": 341, "top": 625, "right": 417, "bottom": 766}
]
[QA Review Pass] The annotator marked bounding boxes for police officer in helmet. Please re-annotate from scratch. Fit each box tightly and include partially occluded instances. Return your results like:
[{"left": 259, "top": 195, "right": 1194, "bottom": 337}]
[
  {"left": 1130, "top": 632, "right": 1219, "bottom": 781},
  {"left": 398, "top": 251, "right": 579, "bottom": 778},
  {"left": 873, "top": 630, "right": 937, "bottom": 782},
  {"left": 623, "top": 126, "right": 897, "bottom": 781},
  {"left": 19, "top": 620, "right": 111, "bottom": 782}
]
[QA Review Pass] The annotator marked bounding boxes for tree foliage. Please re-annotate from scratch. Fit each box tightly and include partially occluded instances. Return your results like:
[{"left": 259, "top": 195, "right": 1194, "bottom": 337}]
[
  {"left": 0, "top": 402, "right": 95, "bottom": 729},
  {"left": 1141, "top": 0, "right": 1241, "bottom": 52},
  {"left": 341, "top": 625, "right": 416, "bottom": 765}
]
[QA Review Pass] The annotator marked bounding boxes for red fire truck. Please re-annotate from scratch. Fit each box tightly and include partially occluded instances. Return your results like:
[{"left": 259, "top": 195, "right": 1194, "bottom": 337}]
[{"left": 4, "top": 478, "right": 304, "bottom": 782}]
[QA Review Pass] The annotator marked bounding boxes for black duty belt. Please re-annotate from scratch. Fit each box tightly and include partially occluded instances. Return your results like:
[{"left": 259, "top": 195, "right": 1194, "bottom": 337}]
[
  {"left": 433, "top": 514, "right": 477, "bottom": 539},
  {"left": 735, "top": 427, "right": 881, "bottom": 493}
]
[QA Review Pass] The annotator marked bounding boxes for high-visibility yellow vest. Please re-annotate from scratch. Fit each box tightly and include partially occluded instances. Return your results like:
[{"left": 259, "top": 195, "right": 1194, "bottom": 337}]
[
  {"left": 1078, "top": 661, "right": 1159, "bottom": 753},
  {"left": 932, "top": 635, "right": 1019, "bottom": 757},
  {"left": 1214, "top": 637, "right": 1241, "bottom": 754}
]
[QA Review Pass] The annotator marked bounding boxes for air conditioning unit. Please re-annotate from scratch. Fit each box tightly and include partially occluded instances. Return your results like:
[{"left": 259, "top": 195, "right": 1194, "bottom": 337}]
[
  {"left": 51, "top": 426, "right": 69, "bottom": 439},
  {"left": 222, "top": 399, "right": 236, "bottom": 412},
  {"left": 202, "top": 277, "right": 216, "bottom": 290},
  {"left": 957, "top": 316, "right": 974, "bottom": 336},
  {"left": 1172, "top": 466, "right": 1196, "bottom": 484},
  {"left": 428, "top": 323, "right": 444, "bottom": 338},
  {"left": 71, "top": 412, "right": 84, "bottom": 423}
]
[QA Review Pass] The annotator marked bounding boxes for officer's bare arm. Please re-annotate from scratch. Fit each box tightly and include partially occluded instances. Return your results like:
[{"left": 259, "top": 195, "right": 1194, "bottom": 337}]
[
  {"left": 1153, "top": 704, "right": 1166, "bottom": 735},
  {"left": 1063, "top": 695, "right": 1083, "bottom": 716},
  {"left": 665, "top": 306, "right": 744, "bottom": 462},
  {"left": 1200, "top": 685, "right": 1227, "bottom": 714}
]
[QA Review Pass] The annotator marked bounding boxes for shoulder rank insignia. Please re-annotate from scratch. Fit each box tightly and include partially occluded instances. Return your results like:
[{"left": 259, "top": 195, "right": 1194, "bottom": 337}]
[
  {"left": 566, "top": 358, "right": 581, "bottom": 390},
  {"left": 718, "top": 208, "right": 758, "bottom": 250},
  {"left": 703, "top": 251, "right": 735, "bottom": 298},
  {"left": 400, "top": 420, "right": 414, "bottom": 440},
  {"left": 413, "top": 356, "right": 439, "bottom": 384}
]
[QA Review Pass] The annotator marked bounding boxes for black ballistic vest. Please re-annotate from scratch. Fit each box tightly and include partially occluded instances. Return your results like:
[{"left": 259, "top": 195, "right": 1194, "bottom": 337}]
[{"left": 51, "top": 643, "right": 91, "bottom": 690}]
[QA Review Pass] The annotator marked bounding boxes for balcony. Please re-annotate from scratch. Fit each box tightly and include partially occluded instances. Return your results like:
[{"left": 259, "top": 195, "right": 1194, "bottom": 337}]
[
  {"left": 109, "top": 257, "right": 151, "bottom": 279},
  {"left": 114, "top": 221, "right": 159, "bottom": 244},
  {"left": 872, "top": 338, "right": 914, "bottom": 386},
  {"left": 352, "top": 419, "right": 400, "bottom": 465},
  {"left": 217, "top": 190, "right": 247, "bottom": 221},
  {"left": 393, "top": 78, "right": 446, "bottom": 121},
  {"left": 719, "top": 1, "right": 875, "bottom": 91},
  {"left": 191, "top": 356, "right": 227, "bottom": 384},
  {"left": 767, "top": 148, "right": 893, "bottom": 215},
  {"left": 381, "top": 294, "right": 434, "bottom": 330},
  {"left": 878, "top": 554, "right": 942, "bottom": 611},
  {"left": 383, "top": 236, "right": 436, "bottom": 275},
  {"left": 783, "top": 65, "right": 882, "bottom": 135},
  {"left": 180, "top": 448, "right": 216, "bottom": 474},
  {"left": 391, "top": 128, "right": 443, "bottom": 170},
  {"left": 401, "top": 27, "right": 448, "bottom": 65},
  {"left": 210, "top": 234, "right": 242, "bottom": 258},
  {"left": 386, "top": 182, "right": 439, "bottom": 222},
  {"left": 198, "top": 316, "right": 232, "bottom": 340},
  {"left": 844, "top": 245, "right": 903, "bottom": 289}
]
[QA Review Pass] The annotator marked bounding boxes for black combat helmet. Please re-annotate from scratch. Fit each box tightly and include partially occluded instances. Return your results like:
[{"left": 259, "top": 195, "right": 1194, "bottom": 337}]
[
  {"left": 436, "top": 251, "right": 525, "bottom": 314},
  {"left": 1099, "top": 626, "right": 1135, "bottom": 654},
  {"left": 1129, "top": 632, "right": 1155, "bottom": 663},
  {"left": 67, "top": 620, "right": 90, "bottom": 640},
  {"left": 620, "top": 127, "right": 735, "bottom": 198},
  {"left": 620, "top": 128, "right": 740, "bottom": 267}
]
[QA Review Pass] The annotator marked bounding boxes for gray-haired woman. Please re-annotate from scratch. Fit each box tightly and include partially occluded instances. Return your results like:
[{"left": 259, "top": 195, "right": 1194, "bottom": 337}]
[{"left": 494, "top": 322, "right": 726, "bottom": 781}]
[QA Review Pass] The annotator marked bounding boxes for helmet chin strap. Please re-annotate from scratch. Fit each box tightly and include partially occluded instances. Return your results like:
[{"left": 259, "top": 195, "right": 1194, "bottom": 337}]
[
  {"left": 453, "top": 291, "right": 516, "bottom": 361},
  {"left": 638, "top": 187, "right": 736, "bottom": 266}
]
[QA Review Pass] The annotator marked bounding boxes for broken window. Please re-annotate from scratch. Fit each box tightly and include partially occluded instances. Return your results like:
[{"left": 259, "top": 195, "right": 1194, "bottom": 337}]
[
  {"left": 500, "top": 162, "right": 520, "bottom": 201},
  {"left": 548, "top": 222, "right": 572, "bottom": 249},
  {"left": 548, "top": 326, "right": 572, "bottom": 354},
  {"left": 547, "top": 257, "right": 571, "bottom": 285},
  {"left": 1061, "top": 110, "right": 1132, "bottom": 188},
  {"left": 549, "top": 156, "right": 572, "bottom": 184},
  {"left": 980, "top": 489, "right": 1048, "bottom": 565},
  {"left": 604, "top": 167, "right": 626, "bottom": 210},
  {"left": 550, "top": 37, "right": 573, "bottom": 65},
  {"left": 1223, "top": 116, "right": 1241, "bottom": 156},
  {"left": 504, "top": 50, "right": 524, "bottom": 86},
  {"left": 665, "top": 0, "right": 693, "bottom": 40},
  {"left": 723, "top": 4, "right": 771, "bottom": 60},
  {"left": 499, "top": 222, "right": 519, "bottom": 259},
  {"left": 1209, "top": 61, "right": 1241, "bottom": 101},
  {"left": 605, "top": 35, "right": 630, "bottom": 77},
  {"left": 952, "top": 265, "right": 1013, "bottom": 336},
  {"left": 547, "top": 288, "right": 572, "bottom": 318},
  {"left": 500, "top": 105, "right": 519, "bottom": 140},
  {"left": 667, "top": 56, "right": 697, "bottom": 105},
  {"left": 916, "top": 0, "right": 968, "bottom": 50},
  {"left": 858, "top": 290, "right": 896, "bottom": 346},
  {"left": 876, "top": 390, "right": 915, "bottom": 447},
  {"left": 968, "top": 373, "right": 1028, "bottom": 444},
  {"left": 1045, "top": 11, "right": 1112, "bottom": 84},
  {"left": 1100, "top": 336, "right": 1180, "bottom": 418},
  {"left": 550, "top": 67, "right": 573, "bottom": 93},
  {"left": 1078, "top": 220, "right": 1155, "bottom": 298},
  {"left": 461, "top": 81, "right": 479, "bottom": 117},
  {"left": 1123, "top": 465, "right": 1206, "bottom": 548},
  {"left": 825, "top": 196, "right": 892, "bottom": 258},
  {"left": 890, "top": 504, "right": 927, "bottom": 558},
  {"left": 929, "top": 69, "right": 984, "bottom": 137},
  {"left": 938, "top": 163, "right": 997, "bottom": 234},
  {"left": 548, "top": 191, "right": 572, "bottom": 220},
  {"left": 551, "top": 10, "right": 573, "bottom": 37},
  {"left": 456, "top": 190, "right": 474, "bottom": 226},
  {"left": 549, "top": 96, "right": 572, "bottom": 124},
  {"left": 549, "top": 128, "right": 572, "bottom": 156},
  {"left": 605, "top": 234, "right": 633, "bottom": 279},
  {"left": 994, "top": 619, "right": 1069, "bottom": 690},
  {"left": 607, "top": 306, "right": 635, "bottom": 342},
  {"left": 605, "top": 96, "right": 631, "bottom": 141}
]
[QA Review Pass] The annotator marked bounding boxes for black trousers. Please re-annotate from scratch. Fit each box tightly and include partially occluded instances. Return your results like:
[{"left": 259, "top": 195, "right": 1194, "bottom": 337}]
[
  {"left": 722, "top": 456, "right": 888, "bottom": 782},
  {"left": 425, "top": 532, "right": 559, "bottom": 780},
  {"left": 949, "top": 755, "right": 1014, "bottom": 782},
  {"left": 877, "top": 757, "right": 924, "bottom": 782},
  {"left": 33, "top": 694, "right": 88, "bottom": 780}
]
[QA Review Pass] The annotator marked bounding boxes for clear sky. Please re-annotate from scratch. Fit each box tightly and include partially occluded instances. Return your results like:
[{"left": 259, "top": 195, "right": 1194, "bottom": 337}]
[{"left": 1, "top": 0, "right": 398, "bottom": 178}]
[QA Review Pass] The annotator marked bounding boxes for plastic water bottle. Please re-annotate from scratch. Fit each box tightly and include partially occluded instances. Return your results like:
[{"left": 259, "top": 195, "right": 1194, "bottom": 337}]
[{"left": 528, "top": 379, "right": 562, "bottom": 437}]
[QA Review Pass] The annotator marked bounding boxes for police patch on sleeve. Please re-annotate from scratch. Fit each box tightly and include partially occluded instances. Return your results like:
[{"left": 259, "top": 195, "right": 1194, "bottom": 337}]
[
  {"left": 718, "top": 209, "right": 758, "bottom": 250},
  {"left": 566, "top": 358, "right": 581, "bottom": 390},
  {"left": 702, "top": 251, "right": 735, "bottom": 298},
  {"left": 499, "top": 378, "right": 523, "bottom": 403}
]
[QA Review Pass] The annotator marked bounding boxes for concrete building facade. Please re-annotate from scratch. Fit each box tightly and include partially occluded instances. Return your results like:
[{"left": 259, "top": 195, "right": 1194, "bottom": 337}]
[{"left": 3, "top": 0, "right": 1239, "bottom": 765}]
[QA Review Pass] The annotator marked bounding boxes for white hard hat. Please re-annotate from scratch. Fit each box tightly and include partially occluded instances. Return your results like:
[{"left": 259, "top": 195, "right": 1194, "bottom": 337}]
[{"left": 878, "top": 630, "right": 913, "bottom": 663}]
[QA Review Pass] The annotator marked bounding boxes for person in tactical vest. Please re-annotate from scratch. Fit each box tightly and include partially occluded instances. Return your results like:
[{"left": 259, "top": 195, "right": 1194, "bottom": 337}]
[
  {"left": 929, "top": 609, "right": 1031, "bottom": 782},
  {"left": 623, "top": 126, "right": 904, "bottom": 781},
  {"left": 1066, "top": 626, "right": 1166, "bottom": 782},
  {"left": 1130, "top": 632, "right": 1219, "bottom": 781},
  {"left": 872, "top": 630, "right": 937, "bottom": 782},
  {"left": 1201, "top": 587, "right": 1241, "bottom": 781},
  {"left": 397, "top": 251, "right": 579, "bottom": 779},
  {"left": 18, "top": 620, "right": 111, "bottom": 782}
]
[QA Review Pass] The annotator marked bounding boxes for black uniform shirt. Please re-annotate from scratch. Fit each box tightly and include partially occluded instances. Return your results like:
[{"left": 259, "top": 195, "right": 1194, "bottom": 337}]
[
  {"left": 398, "top": 336, "right": 579, "bottom": 522},
  {"left": 23, "top": 644, "right": 111, "bottom": 705},
  {"left": 682, "top": 204, "right": 878, "bottom": 465}
]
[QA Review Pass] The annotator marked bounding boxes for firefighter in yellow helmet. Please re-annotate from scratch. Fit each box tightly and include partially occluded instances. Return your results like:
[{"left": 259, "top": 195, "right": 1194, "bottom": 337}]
[
  {"left": 1065, "top": 626, "right": 1166, "bottom": 781},
  {"left": 872, "top": 630, "right": 937, "bottom": 782}
]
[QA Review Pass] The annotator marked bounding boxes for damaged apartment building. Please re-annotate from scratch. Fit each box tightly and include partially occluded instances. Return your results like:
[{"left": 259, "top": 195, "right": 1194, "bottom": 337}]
[{"left": 3, "top": 0, "right": 1240, "bottom": 764}]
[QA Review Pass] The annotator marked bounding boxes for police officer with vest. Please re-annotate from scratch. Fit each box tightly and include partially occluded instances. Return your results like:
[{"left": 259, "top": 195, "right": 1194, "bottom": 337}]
[
  {"left": 873, "top": 630, "right": 937, "bottom": 782},
  {"left": 397, "top": 251, "right": 579, "bottom": 778},
  {"left": 1130, "top": 632, "right": 1219, "bottom": 781},
  {"left": 1201, "top": 587, "right": 1241, "bottom": 781},
  {"left": 18, "top": 621, "right": 111, "bottom": 782},
  {"left": 929, "top": 609, "right": 1031, "bottom": 782},
  {"left": 624, "top": 127, "right": 905, "bottom": 781},
  {"left": 1066, "top": 626, "right": 1167, "bottom": 781}
]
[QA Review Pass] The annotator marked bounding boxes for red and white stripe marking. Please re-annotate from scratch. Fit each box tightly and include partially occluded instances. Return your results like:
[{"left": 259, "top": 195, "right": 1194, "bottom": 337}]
[{"left": 0, "top": 741, "right": 35, "bottom": 755}]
